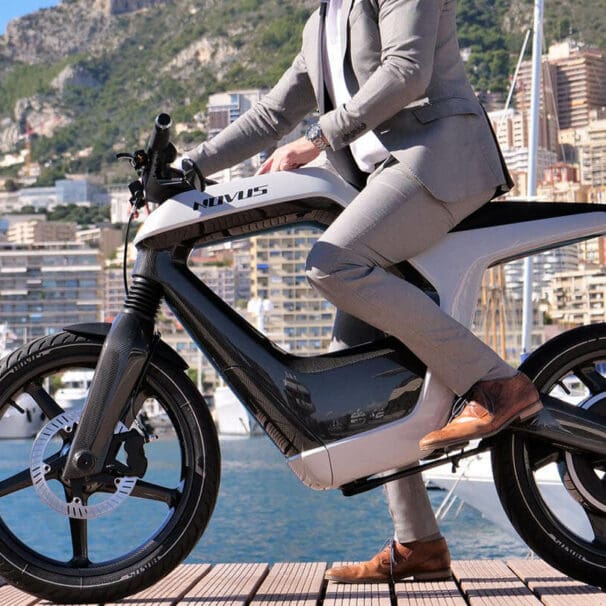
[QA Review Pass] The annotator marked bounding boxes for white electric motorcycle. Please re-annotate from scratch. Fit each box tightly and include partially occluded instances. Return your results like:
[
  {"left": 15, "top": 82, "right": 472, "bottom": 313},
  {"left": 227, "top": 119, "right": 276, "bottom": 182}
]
[{"left": 0, "top": 113, "right": 605, "bottom": 602}]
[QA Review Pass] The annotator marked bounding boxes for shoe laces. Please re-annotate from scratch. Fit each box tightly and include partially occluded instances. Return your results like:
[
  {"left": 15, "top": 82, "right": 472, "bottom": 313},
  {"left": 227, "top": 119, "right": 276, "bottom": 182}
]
[
  {"left": 447, "top": 393, "right": 469, "bottom": 423},
  {"left": 379, "top": 539, "right": 399, "bottom": 581}
]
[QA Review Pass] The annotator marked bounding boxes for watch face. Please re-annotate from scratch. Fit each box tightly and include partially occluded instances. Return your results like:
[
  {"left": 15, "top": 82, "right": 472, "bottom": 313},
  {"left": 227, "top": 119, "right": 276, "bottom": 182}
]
[
  {"left": 306, "top": 124, "right": 320, "bottom": 140},
  {"left": 306, "top": 124, "right": 326, "bottom": 149}
]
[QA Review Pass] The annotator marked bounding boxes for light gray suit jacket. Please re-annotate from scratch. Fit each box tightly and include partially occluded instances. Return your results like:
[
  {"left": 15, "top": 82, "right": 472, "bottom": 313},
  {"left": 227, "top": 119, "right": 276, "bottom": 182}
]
[{"left": 188, "top": 0, "right": 511, "bottom": 203}]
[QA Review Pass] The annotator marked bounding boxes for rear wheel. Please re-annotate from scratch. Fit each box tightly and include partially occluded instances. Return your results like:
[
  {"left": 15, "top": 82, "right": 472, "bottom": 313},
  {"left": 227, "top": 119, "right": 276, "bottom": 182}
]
[
  {"left": 0, "top": 331, "right": 220, "bottom": 603},
  {"left": 493, "top": 324, "right": 606, "bottom": 588}
]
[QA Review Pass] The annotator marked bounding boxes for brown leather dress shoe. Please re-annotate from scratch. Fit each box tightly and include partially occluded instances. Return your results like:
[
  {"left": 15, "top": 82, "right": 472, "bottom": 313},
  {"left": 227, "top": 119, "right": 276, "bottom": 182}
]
[
  {"left": 419, "top": 372, "right": 542, "bottom": 452},
  {"left": 324, "top": 538, "right": 451, "bottom": 583}
]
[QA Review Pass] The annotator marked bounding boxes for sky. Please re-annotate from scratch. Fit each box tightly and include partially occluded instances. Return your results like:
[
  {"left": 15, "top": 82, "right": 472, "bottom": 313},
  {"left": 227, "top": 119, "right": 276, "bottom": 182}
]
[{"left": 0, "top": 0, "right": 60, "bottom": 35}]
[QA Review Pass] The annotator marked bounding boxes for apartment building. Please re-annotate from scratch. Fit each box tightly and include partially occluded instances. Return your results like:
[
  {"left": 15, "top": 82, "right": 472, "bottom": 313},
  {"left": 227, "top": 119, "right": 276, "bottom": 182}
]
[
  {"left": 581, "top": 111, "right": 606, "bottom": 187},
  {"left": 206, "top": 90, "right": 269, "bottom": 180},
  {"left": 249, "top": 227, "right": 336, "bottom": 354},
  {"left": 545, "top": 265, "right": 606, "bottom": 327},
  {"left": 205, "top": 89, "right": 315, "bottom": 182},
  {"left": 7, "top": 220, "right": 77, "bottom": 244},
  {"left": 548, "top": 41, "right": 606, "bottom": 131},
  {"left": 0, "top": 242, "right": 103, "bottom": 341}
]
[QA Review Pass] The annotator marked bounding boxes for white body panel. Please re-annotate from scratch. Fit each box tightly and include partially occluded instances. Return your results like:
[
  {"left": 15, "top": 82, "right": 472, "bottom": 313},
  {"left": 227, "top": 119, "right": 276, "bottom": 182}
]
[
  {"left": 135, "top": 168, "right": 358, "bottom": 246},
  {"left": 289, "top": 212, "right": 606, "bottom": 489},
  {"left": 134, "top": 168, "right": 606, "bottom": 490}
]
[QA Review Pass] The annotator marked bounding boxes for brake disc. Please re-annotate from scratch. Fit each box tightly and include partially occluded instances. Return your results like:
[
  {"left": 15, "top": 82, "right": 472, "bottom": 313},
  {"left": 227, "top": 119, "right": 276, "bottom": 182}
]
[{"left": 30, "top": 410, "right": 137, "bottom": 520}]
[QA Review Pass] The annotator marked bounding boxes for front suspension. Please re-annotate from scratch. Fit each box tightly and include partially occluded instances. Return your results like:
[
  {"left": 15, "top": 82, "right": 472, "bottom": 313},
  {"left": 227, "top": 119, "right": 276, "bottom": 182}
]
[{"left": 62, "top": 276, "right": 163, "bottom": 481}]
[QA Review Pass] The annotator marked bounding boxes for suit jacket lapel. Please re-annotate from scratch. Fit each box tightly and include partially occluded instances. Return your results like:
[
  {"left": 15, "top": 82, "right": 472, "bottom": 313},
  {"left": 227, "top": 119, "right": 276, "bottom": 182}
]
[
  {"left": 339, "top": 0, "right": 354, "bottom": 63},
  {"left": 314, "top": 3, "right": 328, "bottom": 113}
]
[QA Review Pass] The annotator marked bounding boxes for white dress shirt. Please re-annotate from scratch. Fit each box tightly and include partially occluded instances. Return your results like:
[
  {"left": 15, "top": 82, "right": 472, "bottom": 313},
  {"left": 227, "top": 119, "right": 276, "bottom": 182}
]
[{"left": 322, "top": 0, "right": 389, "bottom": 173}]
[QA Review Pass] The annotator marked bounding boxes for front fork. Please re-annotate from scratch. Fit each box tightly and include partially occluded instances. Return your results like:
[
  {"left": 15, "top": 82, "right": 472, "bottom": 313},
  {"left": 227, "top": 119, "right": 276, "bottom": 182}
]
[{"left": 62, "top": 275, "right": 163, "bottom": 481}]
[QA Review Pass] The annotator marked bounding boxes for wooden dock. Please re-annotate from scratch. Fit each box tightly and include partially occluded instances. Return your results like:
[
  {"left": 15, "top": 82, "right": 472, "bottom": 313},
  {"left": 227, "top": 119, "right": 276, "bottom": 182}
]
[{"left": 1, "top": 560, "right": 604, "bottom": 605}]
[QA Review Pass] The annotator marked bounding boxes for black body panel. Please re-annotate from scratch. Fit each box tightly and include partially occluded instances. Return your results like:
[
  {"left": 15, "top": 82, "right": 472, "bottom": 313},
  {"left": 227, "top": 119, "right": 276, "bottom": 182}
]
[
  {"left": 149, "top": 249, "right": 426, "bottom": 456},
  {"left": 452, "top": 201, "right": 606, "bottom": 232}
]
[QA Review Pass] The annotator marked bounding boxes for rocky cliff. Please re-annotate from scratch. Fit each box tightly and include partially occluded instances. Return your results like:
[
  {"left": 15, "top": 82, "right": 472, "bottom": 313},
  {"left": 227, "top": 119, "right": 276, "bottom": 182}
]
[{"left": 0, "top": 0, "right": 603, "bottom": 184}]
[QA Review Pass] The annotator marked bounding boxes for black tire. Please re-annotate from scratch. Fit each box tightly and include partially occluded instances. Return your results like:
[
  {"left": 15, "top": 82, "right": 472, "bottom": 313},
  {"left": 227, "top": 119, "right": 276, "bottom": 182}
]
[
  {"left": 492, "top": 323, "right": 606, "bottom": 588},
  {"left": 0, "top": 331, "right": 220, "bottom": 603}
]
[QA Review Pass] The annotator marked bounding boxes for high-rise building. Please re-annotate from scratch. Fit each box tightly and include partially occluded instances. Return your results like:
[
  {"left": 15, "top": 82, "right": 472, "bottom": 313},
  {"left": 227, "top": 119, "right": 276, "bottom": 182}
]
[
  {"left": 545, "top": 264, "right": 606, "bottom": 328},
  {"left": 580, "top": 110, "right": 606, "bottom": 188},
  {"left": 537, "top": 163, "right": 589, "bottom": 202},
  {"left": 0, "top": 242, "right": 102, "bottom": 341},
  {"left": 249, "top": 227, "right": 336, "bottom": 354},
  {"left": 205, "top": 89, "right": 315, "bottom": 182},
  {"left": 502, "top": 244, "right": 580, "bottom": 304},
  {"left": 490, "top": 108, "right": 559, "bottom": 155},
  {"left": 206, "top": 90, "right": 269, "bottom": 180},
  {"left": 547, "top": 41, "right": 606, "bottom": 131},
  {"left": 7, "top": 220, "right": 77, "bottom": 244}
]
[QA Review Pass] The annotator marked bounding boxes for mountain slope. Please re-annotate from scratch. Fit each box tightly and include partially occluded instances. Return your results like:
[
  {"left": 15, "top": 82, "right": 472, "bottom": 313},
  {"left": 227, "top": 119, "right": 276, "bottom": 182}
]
[{"left": 0, "top": 0, "right": 603, "bottom": 185}]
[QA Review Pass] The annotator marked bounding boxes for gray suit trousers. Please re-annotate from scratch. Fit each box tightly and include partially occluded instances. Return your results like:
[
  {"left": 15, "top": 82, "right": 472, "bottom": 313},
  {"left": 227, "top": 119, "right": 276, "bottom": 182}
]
[
  {"left": 307, "top": 159, "right": 514, "bottom": 395},
  {"left": 315, "top": 159, "right": 515, "bottom": 543}
]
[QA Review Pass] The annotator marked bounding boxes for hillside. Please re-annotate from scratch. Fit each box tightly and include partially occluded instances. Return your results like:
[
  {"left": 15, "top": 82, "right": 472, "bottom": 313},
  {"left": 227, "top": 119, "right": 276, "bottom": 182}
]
[{"left": 0, "top": 0, "right": 604, "bottom": 186}]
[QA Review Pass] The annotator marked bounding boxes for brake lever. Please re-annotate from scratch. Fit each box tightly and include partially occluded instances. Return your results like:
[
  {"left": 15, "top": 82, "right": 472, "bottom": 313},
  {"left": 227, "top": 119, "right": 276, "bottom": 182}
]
[{"left": 116, "top": 150, "right": 148, "bottom": 172}]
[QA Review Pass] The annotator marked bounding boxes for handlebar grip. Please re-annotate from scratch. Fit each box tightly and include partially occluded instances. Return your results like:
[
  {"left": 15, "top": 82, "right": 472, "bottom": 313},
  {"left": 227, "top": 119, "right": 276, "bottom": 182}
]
[{"left": 146, "top": 113, "right": 172, "bottom": 155}]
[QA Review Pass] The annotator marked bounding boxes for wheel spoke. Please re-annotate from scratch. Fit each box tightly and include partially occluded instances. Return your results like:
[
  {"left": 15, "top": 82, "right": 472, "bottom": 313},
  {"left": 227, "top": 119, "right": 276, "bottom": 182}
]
[
  {"left": 587, "top": 510, "right": 606, "bottom": 545},
  {"left": 93, "top": 475, "right": 178, "bottom": 506},
  {"left": 23, "top": 382, "right": 64, "bottom": 419},
  {"left": 130, "top": 480, "right": 180, "bottom": 506},
  {"left": 0, "top": 452, "right": 64, "bottom": 498},
  {"left": 0, "top": 468, "right": 33, "bottom": 498},
  {"left": 527, "top": 440, "right": 561, "bottom": 471},
  {"left": 572, "top": 363, "right": 606, "bottom": 396},
  {"left": 65, "top": 490, "right": 90, "bottom": 566}
]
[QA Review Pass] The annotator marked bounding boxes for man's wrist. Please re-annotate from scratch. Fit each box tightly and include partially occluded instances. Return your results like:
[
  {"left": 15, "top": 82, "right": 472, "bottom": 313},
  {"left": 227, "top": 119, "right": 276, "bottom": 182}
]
[{"left": 305, "top": 123, "right": 330, "bottom": 151}]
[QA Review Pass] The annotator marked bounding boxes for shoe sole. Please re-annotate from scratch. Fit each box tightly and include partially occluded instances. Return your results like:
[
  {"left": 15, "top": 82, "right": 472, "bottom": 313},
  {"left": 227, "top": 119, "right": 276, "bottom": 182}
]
[
  {"left": 324, "top": 569, "right": 452, "bottom": 584},
  {"left": 419, "top": 399, "right": 543, "bottom": 452}
]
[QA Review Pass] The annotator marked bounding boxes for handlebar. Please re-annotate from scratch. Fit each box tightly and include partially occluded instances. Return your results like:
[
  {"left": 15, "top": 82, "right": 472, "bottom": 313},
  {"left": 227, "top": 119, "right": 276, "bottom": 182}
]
[
  {"left": 147, "top": 113, "right": 177, "bottom": 183},
  {"left": 118, "top": 112, "right": 203, "bottom": 206},
  {"left": 147, "top": 113, "right": 172, "bottom": 157}
]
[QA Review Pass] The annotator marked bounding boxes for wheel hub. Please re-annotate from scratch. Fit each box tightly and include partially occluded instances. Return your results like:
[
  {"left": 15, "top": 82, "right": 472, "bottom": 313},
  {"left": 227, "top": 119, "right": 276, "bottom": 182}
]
[{"left": 30, "top": 410, "right": 137, "bottom": 520}]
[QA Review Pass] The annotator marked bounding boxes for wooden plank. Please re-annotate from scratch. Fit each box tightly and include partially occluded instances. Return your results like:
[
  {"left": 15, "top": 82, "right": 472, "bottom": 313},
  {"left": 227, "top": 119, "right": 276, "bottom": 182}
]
[
  {"left": 508, "top": 559, "right": 606, "bottom": 605},
  {"left": 394, "top": 579, "right": 467, "bottom": 605},
  {"left": 324, "top": 562, "right": 391, "bottom": 606},
  {"left": 0, "top": 583, "right": 40, "bottom": 606},
  {"left": 251, "top": 562, "right": 326, "bottom": 606},
  {"left": 102, "top": 563, "right": 212, "bottom": 605},
  {"left": 175, "top": 563, "right": 268, "bottom": 606},
  {"left": 452, "top": 560, "right": 543, "bottom": 605}
]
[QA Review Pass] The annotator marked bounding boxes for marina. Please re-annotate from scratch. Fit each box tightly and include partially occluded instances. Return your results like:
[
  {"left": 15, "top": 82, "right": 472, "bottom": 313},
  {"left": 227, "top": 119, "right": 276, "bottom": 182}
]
[{"left": 0, "top": 559, "right": 603, "bottom": 605}]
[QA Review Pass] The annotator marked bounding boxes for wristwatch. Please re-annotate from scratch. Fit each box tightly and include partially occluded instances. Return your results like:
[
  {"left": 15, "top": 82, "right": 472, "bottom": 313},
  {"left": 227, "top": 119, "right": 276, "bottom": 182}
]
[{"left": 305, "top": 123, "right": 330, "bottom": 151}]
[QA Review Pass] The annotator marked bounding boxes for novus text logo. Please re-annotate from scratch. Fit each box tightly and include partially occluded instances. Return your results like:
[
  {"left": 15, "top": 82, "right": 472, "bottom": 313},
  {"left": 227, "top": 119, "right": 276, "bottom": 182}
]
[{"left": 193, "top": 185, "right": 269, "bottom": 210}]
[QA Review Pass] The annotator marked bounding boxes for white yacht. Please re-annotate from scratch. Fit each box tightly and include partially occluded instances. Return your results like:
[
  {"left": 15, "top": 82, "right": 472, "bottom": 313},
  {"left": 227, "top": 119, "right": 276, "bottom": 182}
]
[
  {"left": 0, "top": 325, "right": 47, "bottom": 439},
  {"left": 213, "top": 385, "right": 262, "bottom": 436},
  {"left": 424, "top": 449, "right": 592, "bottom": 541},
  {"left": 0, "top": 393, "right": 46, "bottom": 439},
  {"left": 54, "top": 369, "right": 95, "bottom": 412}
]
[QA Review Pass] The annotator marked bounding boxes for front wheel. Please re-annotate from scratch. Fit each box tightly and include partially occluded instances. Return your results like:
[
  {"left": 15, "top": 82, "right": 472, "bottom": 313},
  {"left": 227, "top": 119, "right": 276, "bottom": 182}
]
[
  {"left": 0, "top": 331, "right": 220, "bottom": 603},
  {"left": 493, "top": 323, "right": 606, "bottom": 588}
]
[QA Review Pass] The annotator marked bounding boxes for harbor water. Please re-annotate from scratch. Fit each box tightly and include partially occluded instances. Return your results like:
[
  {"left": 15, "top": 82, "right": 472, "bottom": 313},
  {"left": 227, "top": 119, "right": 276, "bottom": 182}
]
[{"left": 0, "top": 434, "right": 528, "bottom": 564}]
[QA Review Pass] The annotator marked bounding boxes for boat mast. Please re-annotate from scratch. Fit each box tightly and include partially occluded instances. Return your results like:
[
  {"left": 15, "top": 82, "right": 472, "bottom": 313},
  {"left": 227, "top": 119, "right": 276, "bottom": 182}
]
[{"left": 521, "top": 0, "right": 544, "bottom": 358}]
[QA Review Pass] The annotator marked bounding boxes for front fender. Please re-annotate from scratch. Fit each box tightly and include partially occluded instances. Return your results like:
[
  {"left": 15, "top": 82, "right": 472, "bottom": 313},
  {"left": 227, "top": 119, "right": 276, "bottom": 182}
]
[{"left": 63, "top": 322, "right": 189, "bottom": 372}]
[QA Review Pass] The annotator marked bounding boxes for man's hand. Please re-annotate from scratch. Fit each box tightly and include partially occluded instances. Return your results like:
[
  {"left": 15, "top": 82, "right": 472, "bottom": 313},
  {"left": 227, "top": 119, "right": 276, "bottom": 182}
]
[{"left": 256, "top": 136, "right": 322, "bottom": 174}]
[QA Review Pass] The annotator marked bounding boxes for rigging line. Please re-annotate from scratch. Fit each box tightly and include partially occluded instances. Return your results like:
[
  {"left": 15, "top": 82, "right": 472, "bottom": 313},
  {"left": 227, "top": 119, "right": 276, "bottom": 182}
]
[{"left": 500, "top": 28, "right": 532, "bottom": 131}]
